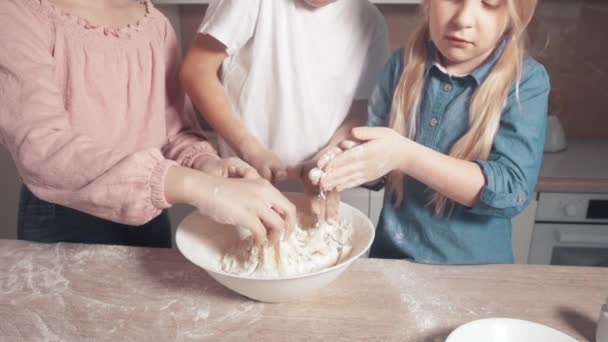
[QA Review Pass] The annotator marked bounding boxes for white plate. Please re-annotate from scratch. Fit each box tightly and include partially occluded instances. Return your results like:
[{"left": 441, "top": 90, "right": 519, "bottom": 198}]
[{"left": 446, "top": 318, "right": 577, "bottom": 342}]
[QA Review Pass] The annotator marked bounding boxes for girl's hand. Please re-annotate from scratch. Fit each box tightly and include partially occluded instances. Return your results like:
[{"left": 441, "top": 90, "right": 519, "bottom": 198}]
[
  {"left": 293, "top": 146, "right": 342, "bottom": 225},
  {"left": 195, "top": 177, "right": 296, "bottom": 245},
  {"left": 165, "top": 166, "right": 296, "bottom": 245},
  {"left": 193, "top": 154, "right": 260, "bottom": 179},
  {"left": 319, "top": 127, "right": 411, "bottom": 192},
  {"left": 239, "top": 143, "right": 288, "bottom": 183}
]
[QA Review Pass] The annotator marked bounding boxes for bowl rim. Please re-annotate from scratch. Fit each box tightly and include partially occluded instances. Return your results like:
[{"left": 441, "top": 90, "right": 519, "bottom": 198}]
[
  {"left": 176, "top": 194, "right": 376, "bottom": 281},
  {"left": 447, "top": 317, "right": 577, "bottom": 341}
]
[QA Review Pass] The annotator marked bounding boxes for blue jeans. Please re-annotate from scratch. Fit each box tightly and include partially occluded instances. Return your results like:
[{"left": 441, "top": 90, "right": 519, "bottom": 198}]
[{"left": 17, "top": 186, "right": 172, "bottom": 248}]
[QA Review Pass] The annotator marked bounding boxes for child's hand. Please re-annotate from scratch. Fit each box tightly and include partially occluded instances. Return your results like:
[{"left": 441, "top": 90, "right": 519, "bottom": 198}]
[
  {"left": 294, "top": 146, "right": 342, "bottom": 225},
  {"left": 165, "top": 166, "right": 297, "bottom": 245},
  {"left": 193, "top": 154, "right": 260, "bottom": 179},
  {"left": 239, "top": 144, "right": 288, "bottom": 183},
  {"left": 191, "top": 175, "right": 297, "bottom": 245},
  {"left": 320, "top": 127, "right": 410, "bottom": 192}
]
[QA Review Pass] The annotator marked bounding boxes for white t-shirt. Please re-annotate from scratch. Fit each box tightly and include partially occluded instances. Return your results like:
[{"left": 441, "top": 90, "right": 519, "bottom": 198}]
[{"left": 199, "top": 0, "right": 390, "bottom": 165}]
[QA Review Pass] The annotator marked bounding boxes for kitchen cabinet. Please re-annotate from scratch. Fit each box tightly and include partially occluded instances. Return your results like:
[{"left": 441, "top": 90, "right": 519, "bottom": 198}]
[
  {"left": 528, "top": 192, "right": 608, "bottom": 266},
  {"left": 341, "top": 188, "right": 383, "bottom": 228},
  {"left": 369, "top": 189, "right": 385, "bottom": 228},
  {"left": 512, "top": 196, "right": 538, "bottom": 264},
  {"left": 340, "top": 187, "right": 371, "bottom": 220}
]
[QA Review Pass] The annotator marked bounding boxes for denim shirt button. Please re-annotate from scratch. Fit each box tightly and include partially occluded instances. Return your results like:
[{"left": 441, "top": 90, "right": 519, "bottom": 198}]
[
  {"left": 443, "top": 83, "right": 453, "bottom": 92},
  {"left": 517, "top": 194, "right": 526, "bottom": 203},
  {"left": 430, "top": 118, "right": 439, "bottom": 127}
]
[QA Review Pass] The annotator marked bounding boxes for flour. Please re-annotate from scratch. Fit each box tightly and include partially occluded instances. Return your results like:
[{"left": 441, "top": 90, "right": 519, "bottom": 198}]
[{"left": 220, "top": 221, "right": 354, "bottom": 277}]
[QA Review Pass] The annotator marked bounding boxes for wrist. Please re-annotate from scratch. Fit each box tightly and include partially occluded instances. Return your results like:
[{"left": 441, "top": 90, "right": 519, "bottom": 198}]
[
  {"left": 164, "top": 165, "right": 209, "bottom": 205},
  {"left": 151, "top": 159, "right": 179, "bottom": 209},
  {"left": 191, "top": 152, "right": 220, "bottom": 170},
  {"left": 235, "top": 135, "right": 264, "bottom": 160},
  {"left": 229, "top": 131, "right": 260, "bottom": 153},
  {"left": 397, "top": 138, "right": 419, "bottom": 174}
]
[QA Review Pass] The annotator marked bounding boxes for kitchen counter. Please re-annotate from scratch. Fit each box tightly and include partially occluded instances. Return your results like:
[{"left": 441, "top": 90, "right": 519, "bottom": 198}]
[
  {"left": 1, "top": 239, "right": 606, "bottom": 341},
  {"left": 538, "top": 140, "right": 608, "bottom": 193}
]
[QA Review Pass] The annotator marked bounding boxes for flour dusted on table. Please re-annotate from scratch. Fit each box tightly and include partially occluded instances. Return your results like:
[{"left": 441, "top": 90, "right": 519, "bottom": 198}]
[{"left": 220, "top": 221, "right": 354, "bottom": 277}]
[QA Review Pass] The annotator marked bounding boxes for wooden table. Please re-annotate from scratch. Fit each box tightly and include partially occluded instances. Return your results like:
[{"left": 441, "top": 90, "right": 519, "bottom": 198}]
[{"left": 0, "top": 239, "right": 606, "bottom": 341}]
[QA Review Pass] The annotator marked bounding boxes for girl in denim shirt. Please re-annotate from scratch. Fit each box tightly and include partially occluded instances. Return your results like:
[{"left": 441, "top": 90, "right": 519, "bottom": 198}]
[{"left": 313, "top": 0, "right": 550, "bottom": 264}]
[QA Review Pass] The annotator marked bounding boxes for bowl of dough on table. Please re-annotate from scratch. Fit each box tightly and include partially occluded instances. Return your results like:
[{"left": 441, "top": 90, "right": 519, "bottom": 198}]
[{"left": 175, "top": 192, "right": 375, "bottom": 302}]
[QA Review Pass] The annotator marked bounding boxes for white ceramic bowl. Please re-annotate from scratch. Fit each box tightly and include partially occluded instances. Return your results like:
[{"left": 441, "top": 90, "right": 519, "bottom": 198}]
[
  {"left": 175, "top": 192, "right": 375, "bottom": 303},
  {"left": 446, "top": 318, "right": 577, "bottom": 342}
]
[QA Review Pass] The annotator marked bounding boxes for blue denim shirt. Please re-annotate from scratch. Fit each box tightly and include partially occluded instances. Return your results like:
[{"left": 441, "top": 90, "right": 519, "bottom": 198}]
[{"left": 368, "top": 42, "right": 550, "bottom": 264}]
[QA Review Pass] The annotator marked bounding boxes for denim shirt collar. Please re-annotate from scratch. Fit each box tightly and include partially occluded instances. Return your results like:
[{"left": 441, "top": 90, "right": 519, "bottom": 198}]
[{"left": 426, "top": 36, "right": 508, "bottom": 85}]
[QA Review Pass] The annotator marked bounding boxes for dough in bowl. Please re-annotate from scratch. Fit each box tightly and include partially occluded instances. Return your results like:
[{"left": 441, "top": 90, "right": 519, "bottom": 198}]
[{"left": 220, "top": 221, "right": 354, "bottom": 277}]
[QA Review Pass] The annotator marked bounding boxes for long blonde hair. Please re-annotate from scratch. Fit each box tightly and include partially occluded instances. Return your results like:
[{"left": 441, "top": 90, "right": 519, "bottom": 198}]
[{"left": 387, "top": 0, "right": 538, "bottom": 214}]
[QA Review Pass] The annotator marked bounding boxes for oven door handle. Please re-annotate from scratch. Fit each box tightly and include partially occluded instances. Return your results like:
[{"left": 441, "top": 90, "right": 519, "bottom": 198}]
[{"left": 557, "top": 231, "right": 608, "bottom": 244}]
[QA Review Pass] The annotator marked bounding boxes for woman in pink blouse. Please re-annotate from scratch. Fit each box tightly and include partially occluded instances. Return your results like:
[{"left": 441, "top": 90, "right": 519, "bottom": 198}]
[{"left": 0, "top": 0, "right": 296, "bottom": 247}]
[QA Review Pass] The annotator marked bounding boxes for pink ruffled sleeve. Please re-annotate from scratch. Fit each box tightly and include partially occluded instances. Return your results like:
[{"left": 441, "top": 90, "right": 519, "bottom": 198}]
[{"left": 0, "top": 1, "right": 175, "bottom": 225}]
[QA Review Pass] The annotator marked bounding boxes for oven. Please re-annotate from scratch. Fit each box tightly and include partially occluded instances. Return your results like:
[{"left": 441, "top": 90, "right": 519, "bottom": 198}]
[{"left": 528, "top": 193, "right": 608, "bottom": 266}]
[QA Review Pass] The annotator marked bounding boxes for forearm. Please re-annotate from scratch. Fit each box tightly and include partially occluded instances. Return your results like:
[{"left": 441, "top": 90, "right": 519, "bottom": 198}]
[
  {"left": 185, "top": 74, "right": 259, "bottom": 153},
  {"left": 163, "top": 69, "right": 218, "bottom": 166},
  {"left": 18, "top": 146, "right": 176, "bottom": 226},
  {"left": 164, "top": 164, "right": 204, "bottom": 205},
  {"left": 400, "top": 142, "right": 485, "bottom": 207}
]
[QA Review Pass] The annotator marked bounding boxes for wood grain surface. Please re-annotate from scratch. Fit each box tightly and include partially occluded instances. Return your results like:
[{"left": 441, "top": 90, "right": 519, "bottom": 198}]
[{"left": 1, "top": 239, "right": 606, "bottom": 341}]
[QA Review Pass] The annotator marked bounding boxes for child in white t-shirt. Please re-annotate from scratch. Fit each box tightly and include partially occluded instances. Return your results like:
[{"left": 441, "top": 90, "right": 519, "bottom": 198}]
[{"left": 181, "top": 0, "right": 390, "bottom": 223}]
